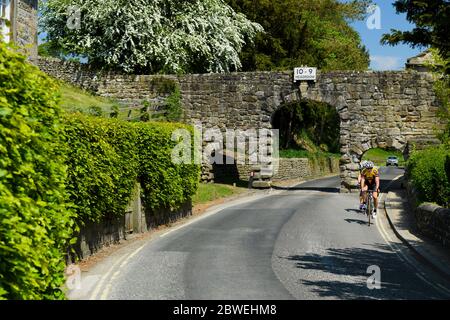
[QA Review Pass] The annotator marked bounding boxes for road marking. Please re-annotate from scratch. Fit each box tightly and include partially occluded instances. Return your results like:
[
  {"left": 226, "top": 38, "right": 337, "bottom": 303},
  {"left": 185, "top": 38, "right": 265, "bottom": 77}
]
[
  {"left": 99, "top": 244, "right": 147, "bottom": 300},
  {"left": 89, "top": 252, "right": 131, "bottom": 300}
]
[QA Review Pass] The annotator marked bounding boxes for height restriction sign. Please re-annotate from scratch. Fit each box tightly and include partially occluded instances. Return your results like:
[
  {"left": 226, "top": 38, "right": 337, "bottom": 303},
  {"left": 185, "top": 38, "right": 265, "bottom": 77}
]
[{"left": 294, "top": 67, "right": 317, "bottom": 82}]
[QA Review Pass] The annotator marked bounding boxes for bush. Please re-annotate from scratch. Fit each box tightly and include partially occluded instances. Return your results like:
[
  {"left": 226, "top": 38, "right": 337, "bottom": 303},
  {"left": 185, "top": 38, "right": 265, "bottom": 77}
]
[
  {"left": 135, "top": 122, "right": 200, "bottom": 211},
  {"left": 407, "top": 145, "right": 450, "bottom": 208},
  {"left": 62, "top": 114, "right": 140, "bottom": 223},
  {"left": 0, "top": 42, "right": 75, "bottom": 299},
  {"left": 62, "top": 114, "right": 200, "bottom": 223}
]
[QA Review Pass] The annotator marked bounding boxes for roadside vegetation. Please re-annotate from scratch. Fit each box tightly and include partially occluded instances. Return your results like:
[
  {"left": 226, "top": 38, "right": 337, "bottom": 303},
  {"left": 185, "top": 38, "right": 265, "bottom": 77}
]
[
  {"left": 0, "top": 42, "right": 200, "bottom": 299},
  {"left": 382, "top": 1, "right": 450, "bottom": 207},
  {"left": 192, "top": 184, "right": 247, "bottom": 206},
  {"left": 58, "top": 82, "right": 119, "bottom": 114}
]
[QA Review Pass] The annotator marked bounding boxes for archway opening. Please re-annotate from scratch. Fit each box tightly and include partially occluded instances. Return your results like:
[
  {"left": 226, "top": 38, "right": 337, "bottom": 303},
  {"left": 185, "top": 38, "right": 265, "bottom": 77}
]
[
  {"left": 361, "top": 147, "right": 406, "bottom": 168},
  {"left": 272, "top": 99, "right": 340, "bottom": 158}
]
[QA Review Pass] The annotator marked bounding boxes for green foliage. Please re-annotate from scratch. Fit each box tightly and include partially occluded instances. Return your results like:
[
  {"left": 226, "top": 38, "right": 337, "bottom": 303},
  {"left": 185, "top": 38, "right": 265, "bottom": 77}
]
[
  {"left": 163, "top": 86, "right": 183, "bottom": 122},
  {"left": 62, "top": 114, "right": 200, "bottom": 223},
  {"left": 192, "top": 183, "right": 245, "bottom": 205},
  {"left": 40, "top": 0, "right": 262, "bottom": 74},
  {"left": 427, "top": 50, "right": 450, "bottom": 142},
  {"left": 272, "top": 100, "right": 340, "bottom": 153},
  {"left": 135, "top": 122, "right": 200, "bottom": 211},
  {"left": 148, "top": 79, "right": 183, "bottom": 122},
  {"left": 381, "top": 0, "right": 450, "bottom": 74},
  {"left": 407, "top": 145, "right": 450, "bottom": 207},
  {"left": 362, "top": 148, "right": 406, "bottom": 167},
  {"left": 0, "top": 41, "right": 76, "bottom": 299},
  {"left": 62, "top": 114, "right": 140, "bottom": 223},
  {"left": 279, "top": 149, "right": 340, "bottom": 159},
  {"left": 226, "top": 0, "right": 371, "bottom": 71}
]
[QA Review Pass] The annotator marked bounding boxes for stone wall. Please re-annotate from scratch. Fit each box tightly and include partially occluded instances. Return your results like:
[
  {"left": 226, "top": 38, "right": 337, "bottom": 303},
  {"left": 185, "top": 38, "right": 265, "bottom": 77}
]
[
  {"left": 212, "top": 157, "right": 339, "bottom": 183},
  {"left": 406, "top": 181, "right": 450, "bottom": 248},
  {"left": 415, "top": 204, "right": 450, "bottom": 248},
  {"left": 33, "top": 57, "right": 445, "bottom": 191},
  {"left": 15, "top": 0, "right": 38, "bottom": 57}
]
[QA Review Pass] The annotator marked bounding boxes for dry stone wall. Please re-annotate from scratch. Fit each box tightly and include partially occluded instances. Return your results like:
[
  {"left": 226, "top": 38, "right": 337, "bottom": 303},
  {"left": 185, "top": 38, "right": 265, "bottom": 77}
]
[{"left": 34, "top": 57, "right": 445, "bottom": 191}]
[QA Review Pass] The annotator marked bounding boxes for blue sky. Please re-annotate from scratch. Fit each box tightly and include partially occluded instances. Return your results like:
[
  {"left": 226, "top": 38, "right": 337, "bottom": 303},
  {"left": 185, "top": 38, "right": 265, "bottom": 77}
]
[
  {"left": 350, "top": 1, "right": 425, "bottom": 71},
  {"left": 39, "top": 1, "right": 425, "bottom": 71}
]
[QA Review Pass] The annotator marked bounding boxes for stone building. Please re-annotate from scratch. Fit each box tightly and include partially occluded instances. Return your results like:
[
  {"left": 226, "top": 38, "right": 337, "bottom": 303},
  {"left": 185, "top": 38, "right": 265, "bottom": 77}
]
[
  {"left": 405, "top": 50, "right": 435, "bottom": 72},
  {"left": 0, "top": 0, "right": 38, "bottom": 57}
]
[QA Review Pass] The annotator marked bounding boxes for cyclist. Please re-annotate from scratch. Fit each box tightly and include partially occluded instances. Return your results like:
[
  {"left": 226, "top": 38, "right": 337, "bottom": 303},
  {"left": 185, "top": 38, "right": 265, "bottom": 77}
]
[
  {"left": 358, "top": 160, "right": 368, "bottom": 211},
  {"left": 360, "top": 161, "right": 380, "bottom": 218}
]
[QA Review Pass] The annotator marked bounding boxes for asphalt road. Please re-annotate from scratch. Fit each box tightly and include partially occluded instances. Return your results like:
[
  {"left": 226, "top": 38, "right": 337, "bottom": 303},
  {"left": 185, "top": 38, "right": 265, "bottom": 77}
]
[{"left": 95, "top": 167, "right": 450, "bottom": 300}]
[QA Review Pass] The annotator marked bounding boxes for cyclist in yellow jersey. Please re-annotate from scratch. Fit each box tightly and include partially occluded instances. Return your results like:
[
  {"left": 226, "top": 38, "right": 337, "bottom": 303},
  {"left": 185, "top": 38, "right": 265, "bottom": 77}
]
[{"left": 360, "top": 161, "right": 380, "bottom": 218}]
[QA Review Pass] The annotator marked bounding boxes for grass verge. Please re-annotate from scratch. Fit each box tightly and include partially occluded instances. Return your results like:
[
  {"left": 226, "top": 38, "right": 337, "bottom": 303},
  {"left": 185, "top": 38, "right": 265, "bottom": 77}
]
[{"left": 192, "top": 183, "right": 247, "bottom": 206}]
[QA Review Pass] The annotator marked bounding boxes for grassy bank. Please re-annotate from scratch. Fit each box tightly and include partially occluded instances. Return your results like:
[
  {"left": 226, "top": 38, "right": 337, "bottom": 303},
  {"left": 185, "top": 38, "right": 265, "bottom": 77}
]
[
  {"left": 362, "top": 148, "right": 405, "bottom": 167},
  {"left": 58, "top": 82, "right": 119, "bottom": 114},
  {"left": 192, "top": 183, "right": 247, "bottom": 205},
  {"left": 279, "top": 149, "right": 340, "bottom": 159}
]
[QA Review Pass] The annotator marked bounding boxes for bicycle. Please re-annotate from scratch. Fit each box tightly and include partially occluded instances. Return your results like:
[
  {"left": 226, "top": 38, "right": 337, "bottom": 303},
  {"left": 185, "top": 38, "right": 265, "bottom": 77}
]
[{"left": 362, "top": 190, "right": 374, "bottom": 227}]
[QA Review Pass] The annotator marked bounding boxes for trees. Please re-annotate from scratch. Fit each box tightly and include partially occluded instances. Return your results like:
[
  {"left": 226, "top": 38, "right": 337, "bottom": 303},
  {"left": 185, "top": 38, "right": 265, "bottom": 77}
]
[
  {"left": 40, "top": 0, "right": 263, "bottom": 74},
  {"left": 381, "top": 0, "right": 450, "bottom": 74},
  {"left": 225, "top": 0, "right": 371, "bottom": 71}
]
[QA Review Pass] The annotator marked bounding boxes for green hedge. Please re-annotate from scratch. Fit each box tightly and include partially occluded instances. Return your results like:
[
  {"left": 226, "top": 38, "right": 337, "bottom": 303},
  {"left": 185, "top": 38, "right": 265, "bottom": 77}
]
[
  {"left": 63, "top": 114, "right": 200, "bottom": 223},
  {"left": 1, "top": 42, "right": 199, "bottom": 299},
  {"left": 135, "top": 122, "right": 199, "bottom": 211},
  {"left": 407, "top": 145, "right": 450, "bottom": 207},
  {"left": 0, "top": 42, "right": 75, "bottom": 299}
]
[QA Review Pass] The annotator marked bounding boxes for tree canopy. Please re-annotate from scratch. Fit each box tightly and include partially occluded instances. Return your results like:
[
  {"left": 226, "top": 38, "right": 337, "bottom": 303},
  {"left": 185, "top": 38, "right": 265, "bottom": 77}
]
[
  {"left": 225, "top": 0, "right": 371, "bottom": 71},
  {"left": 381, "top": 0, "right": 450, "bottom": 74},
  {"left": 40, "top": 0, "right": 263, "bottom": 74}
]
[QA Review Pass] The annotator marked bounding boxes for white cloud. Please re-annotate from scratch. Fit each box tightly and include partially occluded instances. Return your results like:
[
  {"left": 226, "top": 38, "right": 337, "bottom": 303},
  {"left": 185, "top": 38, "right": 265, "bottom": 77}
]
[{"left": 370, "top": 56, "right": 402, "bottom": 71}]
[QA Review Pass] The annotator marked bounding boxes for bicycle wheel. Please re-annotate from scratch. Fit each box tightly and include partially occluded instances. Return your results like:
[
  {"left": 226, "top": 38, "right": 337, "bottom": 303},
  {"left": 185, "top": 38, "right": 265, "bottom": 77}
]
[{"left": 366, "top": 196, "right": 372, "bottom": 226}]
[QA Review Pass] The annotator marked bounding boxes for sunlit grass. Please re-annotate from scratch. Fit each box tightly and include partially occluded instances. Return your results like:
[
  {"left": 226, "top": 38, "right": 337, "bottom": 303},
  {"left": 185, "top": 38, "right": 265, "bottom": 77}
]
[
  {"left": 362, "top": 148, "right": 405, "bottom": 167},
  {"left": 192, "top": 183, "right": 247, "bottom": 205}
]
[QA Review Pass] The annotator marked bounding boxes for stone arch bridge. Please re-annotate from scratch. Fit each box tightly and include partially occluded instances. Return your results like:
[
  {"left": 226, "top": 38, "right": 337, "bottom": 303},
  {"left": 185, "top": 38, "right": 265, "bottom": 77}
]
[{"left": 36, "top": 58, "right": 445, "bottom": 191}]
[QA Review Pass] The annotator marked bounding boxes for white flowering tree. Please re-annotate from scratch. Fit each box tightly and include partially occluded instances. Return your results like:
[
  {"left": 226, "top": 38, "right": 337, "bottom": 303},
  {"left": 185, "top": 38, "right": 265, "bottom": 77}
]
[{"left": 40, "top": 0, "right": 263, "bottom": 73}]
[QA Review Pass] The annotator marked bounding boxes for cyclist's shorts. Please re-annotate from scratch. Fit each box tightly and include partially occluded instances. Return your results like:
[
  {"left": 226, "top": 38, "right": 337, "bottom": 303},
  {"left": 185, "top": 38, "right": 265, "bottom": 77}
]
[{"left": 364, "top": 179, "right": 378, "bottom": 192}]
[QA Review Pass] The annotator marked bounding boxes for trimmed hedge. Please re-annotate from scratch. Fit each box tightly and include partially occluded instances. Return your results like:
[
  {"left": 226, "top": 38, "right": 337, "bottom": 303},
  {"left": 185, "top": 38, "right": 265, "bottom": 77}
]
[
  {"left": 135, "top": 122, "right": 199, "bottom": 211},
  {"left": 407, "top": 145, "right": 450, "bottom": 208},
  {"left": 63, "top": 114, "right": 200, "bottom": 224},
  {"left": 62, "top": 115, "right": 140, "bottom": 223},
  {"left": 1, "top": 45, "right": 200, "bottom": 299},
  {"left": 0, "top": 42, "right": 75, "bottom": 299}
]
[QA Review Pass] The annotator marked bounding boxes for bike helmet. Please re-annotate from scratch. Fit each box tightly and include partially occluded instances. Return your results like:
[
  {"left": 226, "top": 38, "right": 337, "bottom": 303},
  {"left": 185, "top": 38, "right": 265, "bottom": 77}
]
[{"left": 365, "top": 161, "right": 374, "bottom": 169}]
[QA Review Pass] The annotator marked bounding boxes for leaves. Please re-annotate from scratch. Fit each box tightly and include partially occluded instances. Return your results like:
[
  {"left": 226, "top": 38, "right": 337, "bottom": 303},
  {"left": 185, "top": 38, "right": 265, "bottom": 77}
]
[
  {"left": 0, "top": 41, "right": 75, "bottom": 299},
  {"left": 225, "top": 0, "right": 371, "bottom": 71},
  {"left": 40, "top": 0, "right": 263, "bottom": 74}
]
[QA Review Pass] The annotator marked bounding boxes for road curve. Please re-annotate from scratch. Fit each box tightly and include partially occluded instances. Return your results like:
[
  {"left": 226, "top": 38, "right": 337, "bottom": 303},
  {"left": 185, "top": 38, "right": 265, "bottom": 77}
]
[{"left": 96, "top": 167, "right": 450, "bottom": 300}]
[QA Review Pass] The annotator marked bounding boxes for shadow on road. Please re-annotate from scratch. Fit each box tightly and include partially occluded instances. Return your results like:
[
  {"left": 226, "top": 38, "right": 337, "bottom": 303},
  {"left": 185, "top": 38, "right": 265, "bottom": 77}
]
[
  {"left": 280, "top": 243, "right": 443, "bottom": 300},
  {"left": 345, "top": 218, "right": 368, "bottom": 226},
  {"left": 271, "top": 186, "right": 340, "bottom": 193}
]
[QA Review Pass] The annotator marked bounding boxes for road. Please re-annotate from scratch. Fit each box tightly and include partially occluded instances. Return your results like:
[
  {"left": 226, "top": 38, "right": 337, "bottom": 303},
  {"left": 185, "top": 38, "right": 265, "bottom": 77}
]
[{"left": 89, "top": 167, "right": 450, "bottom": 300}]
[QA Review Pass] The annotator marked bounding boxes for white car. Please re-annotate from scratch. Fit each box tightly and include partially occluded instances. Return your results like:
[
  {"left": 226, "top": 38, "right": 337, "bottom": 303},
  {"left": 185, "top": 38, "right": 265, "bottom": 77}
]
[{"left": 386, "top": 156, "right": 399, "bottom": 167}]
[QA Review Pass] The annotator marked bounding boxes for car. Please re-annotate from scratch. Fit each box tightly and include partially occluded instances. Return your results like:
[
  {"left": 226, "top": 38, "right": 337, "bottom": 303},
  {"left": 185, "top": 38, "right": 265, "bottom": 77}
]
[{"left": 386, "top": 156, "right": 399, "bottom": 167}]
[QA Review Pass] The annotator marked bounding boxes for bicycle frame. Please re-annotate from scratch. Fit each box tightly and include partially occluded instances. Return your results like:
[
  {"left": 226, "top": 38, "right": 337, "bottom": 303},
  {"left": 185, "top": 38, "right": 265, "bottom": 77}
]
[{"left": 362, "top": 190, "right": 374, "bottom": 226}]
